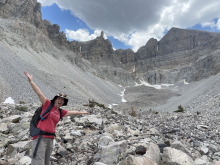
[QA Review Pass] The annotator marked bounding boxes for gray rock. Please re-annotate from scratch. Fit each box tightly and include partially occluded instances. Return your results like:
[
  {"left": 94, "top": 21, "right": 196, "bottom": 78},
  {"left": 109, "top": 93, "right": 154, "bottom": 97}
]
[
  {"left": 144, "top": 142, "right": 161, "bottom": 165},
  {"left": 6, "top": 140, "right": 31, "bottom": 155},
  {"left": 57, "top": 145, "right": 67, "bottom": 157},
  {"left": 171, "top": 140, "right": 193, "bottom": 159},
  {"left": 94, "top": 162, "right": 108, "bottom": 165},
  {"left": 161, "top": 147, "right": 195, "bottom": 165},
  {"left": 0, "top": 123, "right": 9, "bottom": 134},
  {"left": 17, "top": 156, "right": 31, "bottom": 165},
  {"left": 209, "top": 144, "right": 218, "bottom": 153},
  {"left": 200, "top": 146, "right": 209, "bottom": 155},
  {"left": 96, "top": 140, "right": 127, "bottom": 165},
  {"left": 118, "top": 155, "right": 157, "bottom": 165},
  {"left": 194, "top": 158, "right": 206, "bottom": 165},
  {"left": 135, "top": 145, "right": 146, "bottom": 155},
  {"left": 98, "top": 135, "right": 114, "bottom": 148}
]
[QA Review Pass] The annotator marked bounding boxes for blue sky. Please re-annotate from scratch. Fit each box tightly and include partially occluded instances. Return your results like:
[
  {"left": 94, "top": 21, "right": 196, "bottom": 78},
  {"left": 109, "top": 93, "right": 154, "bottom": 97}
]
[
  {"left": 39, "top": 0, "right": 220, "bottom": 52},
  {"left": 41, "top": 4, "right": 130, "bottom": 50}
]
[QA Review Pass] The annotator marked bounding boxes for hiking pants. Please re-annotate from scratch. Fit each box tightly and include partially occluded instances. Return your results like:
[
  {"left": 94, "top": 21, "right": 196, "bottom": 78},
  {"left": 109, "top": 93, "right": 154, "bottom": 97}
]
[{"left": 31, "top": 137, "right": 54, "bottom": 165}]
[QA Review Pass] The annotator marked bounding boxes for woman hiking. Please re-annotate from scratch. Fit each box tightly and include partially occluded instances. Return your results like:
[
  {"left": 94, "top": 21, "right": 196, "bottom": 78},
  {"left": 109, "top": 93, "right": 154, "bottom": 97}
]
[{"left": 24, "top": 71, "right": 90, "bottom": 165}]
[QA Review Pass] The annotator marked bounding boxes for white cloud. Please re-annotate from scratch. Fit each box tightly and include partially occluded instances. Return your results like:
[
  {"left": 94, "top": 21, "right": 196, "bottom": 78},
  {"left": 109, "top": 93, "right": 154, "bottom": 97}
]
[
  {"left": 39, "top": 0, "right": 220, "bottom": 51},
  {"left": 65, "top": 29, "right": 107, "bottom": 41},
  {"left": 216, "top": 19, "right": 220, "bottom": 29},
  {"left": 201, "top": 18, "right": 220, "bottom": 30},
  {"left": 201, "top": 22, "right": 216, "bottom": 29}
]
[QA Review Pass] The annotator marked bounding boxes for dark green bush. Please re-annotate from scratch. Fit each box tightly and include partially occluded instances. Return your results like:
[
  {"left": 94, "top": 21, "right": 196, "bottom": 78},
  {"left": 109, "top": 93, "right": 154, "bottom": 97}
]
[
  {"left": 174, "top": 105, "right": 184, "bottom": 113},
  {"left": 15, "top": 106, "right": 28, "bottom": 112},
  {"left": 97, "top": 104, "right": 105, "bottom": 108}
]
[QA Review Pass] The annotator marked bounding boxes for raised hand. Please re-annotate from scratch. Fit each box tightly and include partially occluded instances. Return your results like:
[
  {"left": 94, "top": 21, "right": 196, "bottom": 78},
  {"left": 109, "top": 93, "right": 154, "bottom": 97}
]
[
  {"left": 24, "top": 71, "right": 33, "bottom": 82},
  {"left": 82, "top": 109, "right": 90, "bottom": 114}
]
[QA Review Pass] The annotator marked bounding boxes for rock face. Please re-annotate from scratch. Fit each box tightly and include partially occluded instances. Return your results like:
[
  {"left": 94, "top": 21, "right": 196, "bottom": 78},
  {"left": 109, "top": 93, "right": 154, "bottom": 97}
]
[
  {"left": 78, "top": 34, "right": 134, "bottom": 85},
  {"left": 116, "top": 28, "right": 220, "bottom": 84},
  {"left": 115, "top": 49, "right": 135, "bottom": 72},
  {"left": 1, "top": 0, "right": 220, "bottom": 88},
  {"left": 0, "top": 0, "right": 48, "bottom": 35}
]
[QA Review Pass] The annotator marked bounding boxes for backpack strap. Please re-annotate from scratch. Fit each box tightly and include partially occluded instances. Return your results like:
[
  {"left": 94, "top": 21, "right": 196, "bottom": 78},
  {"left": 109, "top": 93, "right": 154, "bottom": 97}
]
[
  {"left": 33, "top": 106, "right": 42, "bottom": 125},
  {"left": 40, "top": 102, "right": 53, "bottom": 121},
  {"left": 33, "top": 131, "right": 56, "bottom": 158},
  {"left": 59, "top": 108, "right": 63, "bottom": 121}
]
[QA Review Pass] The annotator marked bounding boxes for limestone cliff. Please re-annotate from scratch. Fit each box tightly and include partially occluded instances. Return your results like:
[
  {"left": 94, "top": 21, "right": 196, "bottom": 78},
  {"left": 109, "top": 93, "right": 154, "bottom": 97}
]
[
  {"left": 78, "top": 33, "right": 134, "bottom": 85},
  {"left": 0, "top": 0, "right": 134, "bottom": 86},
  {"left": 116, "top": 28, "right": 220, "bottom": 84},
  {"left": 1, "top": 0, "right": 220, "bottom": 87}
]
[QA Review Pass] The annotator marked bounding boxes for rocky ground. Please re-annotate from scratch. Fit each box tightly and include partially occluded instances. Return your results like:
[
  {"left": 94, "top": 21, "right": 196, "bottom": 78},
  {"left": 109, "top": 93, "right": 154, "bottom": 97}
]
[{"left": 1, "top": 100, "right": 220, "bottom": 165}]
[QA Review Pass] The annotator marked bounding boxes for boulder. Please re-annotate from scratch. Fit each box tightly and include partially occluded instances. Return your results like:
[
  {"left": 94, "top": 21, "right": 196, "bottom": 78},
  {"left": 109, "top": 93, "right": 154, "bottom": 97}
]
[
  {"left": 104, "top": 123, "right": 123, "bottom": 134},
  {"left": 98, "top": 135, "right": 115, "bottom": 148},
  {"left": 200, "top": 146, "right": 209, "bottom": 155},
  {"left": 144, "top": 142, "right": 161, "bottom": 165},
  {"left": 17, "top": 156, "right": 31, "bottom": 165},
  {"left": 171, "top": 140, "right": 193, "bottom": 158},
  {"left": 95, "top": 140, "right": 127, "bottom": 165},
  {"left": 0, "top": 123, "right": 9, "bottom": 134},
  {"left": 118, "top": 155, "right": 157, "bottom": 165},
  {"left": 135, "top": 145, "right": 146, "bottom": 155},
  {"left": 161, "top": 147, "right": 195, "bottom": 165},
  {"left": 6, "top": 140, "right": 31, "bottom": 155}
]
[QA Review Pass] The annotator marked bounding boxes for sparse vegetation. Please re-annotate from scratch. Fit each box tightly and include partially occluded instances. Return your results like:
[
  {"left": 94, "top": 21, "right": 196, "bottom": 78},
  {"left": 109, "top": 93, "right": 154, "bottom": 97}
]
[
  {"left": 84, "top": 99, "right": 112, "bottom": 110},
  {"left": 15, "top": 106, "right": 28, "bottom": 112},
  {"left": 97, "top": 104, "right": 105, "bottom": 108},
  {"left": 174, "top": 105, "right": 184, "bottom": 113},
  {"left": 19, "top": 101, "right": 25, "bottom": 104},
  {"left": 129, "top": 106, "right": 137, "bottom": 117},
  {"left": 88, "top": 99, "right": 96, "bottom": 107}
]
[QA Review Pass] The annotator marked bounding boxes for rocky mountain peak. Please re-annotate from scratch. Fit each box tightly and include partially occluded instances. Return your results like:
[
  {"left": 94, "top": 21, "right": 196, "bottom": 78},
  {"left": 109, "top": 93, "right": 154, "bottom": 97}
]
[
  {"left": 0, "top": 0, "right": 49, "bottom": 35},
  {"left": 100, "top": 31, "right": 104, "bottom": 38}
]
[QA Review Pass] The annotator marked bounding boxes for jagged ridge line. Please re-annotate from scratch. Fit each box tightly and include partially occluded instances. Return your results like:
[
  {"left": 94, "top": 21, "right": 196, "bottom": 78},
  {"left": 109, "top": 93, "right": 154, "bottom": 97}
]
[{"left": 2, "top": 0, "right": 31, "bottom": 18}]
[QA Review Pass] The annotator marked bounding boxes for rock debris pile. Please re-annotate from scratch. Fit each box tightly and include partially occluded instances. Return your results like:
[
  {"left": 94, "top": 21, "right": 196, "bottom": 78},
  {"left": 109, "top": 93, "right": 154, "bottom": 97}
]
[{"left": 0, "top": 102, "right": 220, "bottom": 165}]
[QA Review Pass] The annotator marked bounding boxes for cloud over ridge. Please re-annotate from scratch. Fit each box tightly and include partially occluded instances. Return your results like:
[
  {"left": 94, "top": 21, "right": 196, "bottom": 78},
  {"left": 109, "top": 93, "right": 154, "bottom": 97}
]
[{"left": 38, "top": 0, "right": 220, "bottom": 51}]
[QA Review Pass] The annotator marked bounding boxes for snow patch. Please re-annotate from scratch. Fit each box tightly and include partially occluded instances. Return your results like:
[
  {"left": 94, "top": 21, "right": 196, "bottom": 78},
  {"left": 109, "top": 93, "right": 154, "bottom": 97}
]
[
  {"left": 119, "top": 87, "right": 129, "bottom": 102},
  {"left": 135, "top": 79, "right": 174, "bottom": 89},
  {"left": 133, "top": 65, "right": 135, "bottom": 72},
  {"left": 139, "top": 79, "right": 161, "bottom": 89},
  {"left": 161, "top": 84, "right": 174, "bottom": 87},
  {"left": 3, "top": 97, "right": 15, "bottom": 104},
  {"left": 184, "top": 79, "right": 189, "bottom": 85}
]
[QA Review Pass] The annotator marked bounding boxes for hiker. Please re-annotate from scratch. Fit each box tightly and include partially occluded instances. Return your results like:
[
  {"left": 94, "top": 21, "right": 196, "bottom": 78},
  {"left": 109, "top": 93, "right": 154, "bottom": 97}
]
[{"left": 24, "top": 71, "right": 90, "bottom": 165}]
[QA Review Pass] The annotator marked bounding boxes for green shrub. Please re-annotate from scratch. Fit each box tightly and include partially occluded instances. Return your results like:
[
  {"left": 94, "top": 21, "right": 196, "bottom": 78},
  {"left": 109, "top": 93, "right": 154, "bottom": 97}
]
[
  {"left": 15, "top": 106, "right": 28, "bottom": 112},
  {"left": 174, "top": 105, "right": 184, "bottom": 113},
  {"left": 155, "top": 112, "right": 159, "bottom": 114},
  {"left": 87, "top": 99, "right": 111, "bottom": 110},
  {"left": 97, "top": 104, "right": 105, "bottom": 108},
  {"left": 197, "top": 111, "right": 201, "bottom": 115}
]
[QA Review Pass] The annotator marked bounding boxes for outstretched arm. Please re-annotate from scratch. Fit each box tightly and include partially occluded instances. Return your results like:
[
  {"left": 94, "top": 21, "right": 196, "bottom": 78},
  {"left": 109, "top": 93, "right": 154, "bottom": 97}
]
[
  {"left": 64, "top": 109, "right": 90, "bottom": 117},
  {"left": 24, "top": 71, "right": 46, "bottom": 106}
]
